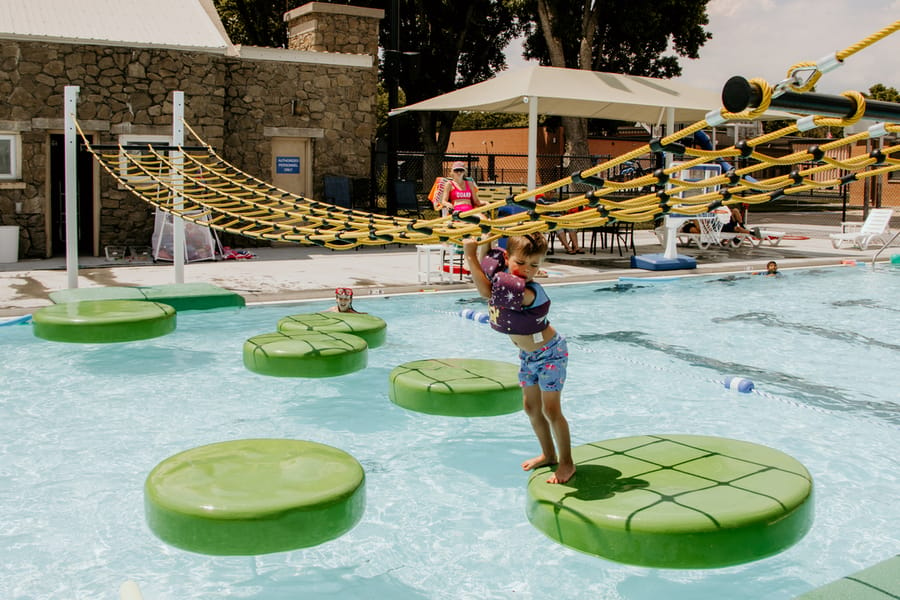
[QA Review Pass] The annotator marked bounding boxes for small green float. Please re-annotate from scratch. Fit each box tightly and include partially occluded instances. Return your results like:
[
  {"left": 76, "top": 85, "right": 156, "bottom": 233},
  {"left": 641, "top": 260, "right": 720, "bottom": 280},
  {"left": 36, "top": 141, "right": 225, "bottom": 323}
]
[
  {"left": 526, "top": 434, "right": 813, "bottom": 568},
  {"left": 278, "top": 312, "right": 387, "bottom": 348},
  {"left": 32, "top": 300, "right": 176, "bottom": 343},
  {"left": 243, "top": 331, "right": 367, "bottom": 377},
  {"left": 145, "top": 438, "right": 365, "bottom": 555},
  {"left": 389, "top": 358, "right": 521, "bottom": 417}
]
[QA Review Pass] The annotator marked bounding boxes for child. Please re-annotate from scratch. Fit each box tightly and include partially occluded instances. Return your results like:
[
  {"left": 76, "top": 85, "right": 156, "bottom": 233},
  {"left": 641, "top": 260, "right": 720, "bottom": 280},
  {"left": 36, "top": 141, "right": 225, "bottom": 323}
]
[
  {"left": 463, "top": 234, "right": 575, "bottom": 484},
  {"left": 327, "top": 287, "right": 364, "bottom": 313},
  {"left": 766, "top": 260, "right": 778, "bottom": 276}
]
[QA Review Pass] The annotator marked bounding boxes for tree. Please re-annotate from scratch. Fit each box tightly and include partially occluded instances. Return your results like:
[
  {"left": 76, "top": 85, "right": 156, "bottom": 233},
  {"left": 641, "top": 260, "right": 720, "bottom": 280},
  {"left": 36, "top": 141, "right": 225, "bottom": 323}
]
[
  {"left": 213, "top": 0, "right": 291, "bottom": 47},
  {"left": 511, "top": 0, "right": 712, "bottom": 159},
  {"left": 212, "top": 0, "right": 525, "bottom": 190},
  {"left": 380, "top": 0, "right": 526, "bottom": 186},
  {"left": 866, "top": 83, "right": 900, "bottom": 103}
]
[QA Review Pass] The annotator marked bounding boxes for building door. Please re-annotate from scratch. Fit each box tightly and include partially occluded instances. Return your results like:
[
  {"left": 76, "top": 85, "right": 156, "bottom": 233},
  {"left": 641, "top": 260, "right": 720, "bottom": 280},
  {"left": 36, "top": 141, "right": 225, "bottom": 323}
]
[
  {"left": 49, "top": 133, "right": 95, "bottom": 256},
  {"left": 270, "top": 137, "right": 312, "bottom": 197}
]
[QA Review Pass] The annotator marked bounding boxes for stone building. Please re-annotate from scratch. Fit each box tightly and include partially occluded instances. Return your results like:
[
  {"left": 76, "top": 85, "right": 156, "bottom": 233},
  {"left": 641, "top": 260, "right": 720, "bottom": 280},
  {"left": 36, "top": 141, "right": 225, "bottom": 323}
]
[{"left": 0, "top": 0, "right": 383, "bottom": 258}]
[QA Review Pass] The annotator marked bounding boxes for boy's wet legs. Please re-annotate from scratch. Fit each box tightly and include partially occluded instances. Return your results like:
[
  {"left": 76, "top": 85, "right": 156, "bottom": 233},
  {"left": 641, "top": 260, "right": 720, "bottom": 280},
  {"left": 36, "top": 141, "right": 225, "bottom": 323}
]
[{"left": 521, "top": 386, "right": 575, "bottom": 484}]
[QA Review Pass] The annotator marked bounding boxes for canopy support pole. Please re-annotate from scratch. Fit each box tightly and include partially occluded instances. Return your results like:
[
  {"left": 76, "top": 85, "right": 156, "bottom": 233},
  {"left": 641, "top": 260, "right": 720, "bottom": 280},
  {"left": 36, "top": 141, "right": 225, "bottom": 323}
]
[
  {"left": 172, "top": 91, "right": 185, "bottom": 284},
  {"left": 526, "top": 95, "right": 537, "bottom": 190},
  {"left": 64, "top": 85, "right": 79, "bottom": 289},
  {"left": 631, "top": 106, "right": 697, "bottom": 272}
]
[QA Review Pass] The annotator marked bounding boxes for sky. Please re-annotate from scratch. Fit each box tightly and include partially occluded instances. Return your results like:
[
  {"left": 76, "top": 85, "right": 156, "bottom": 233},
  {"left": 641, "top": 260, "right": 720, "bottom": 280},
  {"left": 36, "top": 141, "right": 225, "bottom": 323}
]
[{"left": 505, "top": 0, "right": 900, "bottom": 96}]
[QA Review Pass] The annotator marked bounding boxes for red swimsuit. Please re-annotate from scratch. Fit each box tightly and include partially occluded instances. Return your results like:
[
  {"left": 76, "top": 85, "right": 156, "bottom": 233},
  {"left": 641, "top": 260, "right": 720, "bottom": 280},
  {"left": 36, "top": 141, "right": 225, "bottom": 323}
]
[{"left": 449, "top": 180, "right": 475, "bottom": 212}]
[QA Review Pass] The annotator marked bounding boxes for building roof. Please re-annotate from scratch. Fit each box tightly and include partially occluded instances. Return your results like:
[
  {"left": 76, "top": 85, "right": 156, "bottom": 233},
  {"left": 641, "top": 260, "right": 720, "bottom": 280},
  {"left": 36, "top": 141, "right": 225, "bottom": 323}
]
[{"left": 0, "top": 0, "right": 234, "bottom": 54}]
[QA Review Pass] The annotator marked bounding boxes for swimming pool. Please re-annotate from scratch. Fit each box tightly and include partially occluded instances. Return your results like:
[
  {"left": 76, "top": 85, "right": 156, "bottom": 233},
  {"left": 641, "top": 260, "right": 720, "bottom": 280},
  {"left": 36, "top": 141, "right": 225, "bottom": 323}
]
[{"left": 1, "top": 265, "right": 898, "bottom": 599}]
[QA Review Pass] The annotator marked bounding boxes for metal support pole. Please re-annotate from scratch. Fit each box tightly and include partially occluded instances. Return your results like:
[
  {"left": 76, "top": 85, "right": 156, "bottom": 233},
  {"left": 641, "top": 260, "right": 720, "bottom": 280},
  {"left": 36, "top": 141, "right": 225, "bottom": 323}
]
[
  {"left": 64, "top": 85, "right": 79, "bottom": 288},
  {"left": 172, "top": 91, "right": 185, "bottom": 284},
  {"left": 722, "top": 76, "right": 900, "bottom": 121},
  {"left": 663, "top": 107, "right": 677, "bottom": 260},
  {"left": 527, "top": 96, "right": 538, "bottom": 190},
  {"left": 385, "top": 0, "right": 399, "bottom": 215}
]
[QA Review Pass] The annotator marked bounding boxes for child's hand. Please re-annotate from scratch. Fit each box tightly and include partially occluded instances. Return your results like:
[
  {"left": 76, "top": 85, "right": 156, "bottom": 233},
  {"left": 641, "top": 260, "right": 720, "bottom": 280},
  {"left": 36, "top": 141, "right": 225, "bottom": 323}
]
[{"left": 462, "top": 237, "right": 479, "bottom": 257}]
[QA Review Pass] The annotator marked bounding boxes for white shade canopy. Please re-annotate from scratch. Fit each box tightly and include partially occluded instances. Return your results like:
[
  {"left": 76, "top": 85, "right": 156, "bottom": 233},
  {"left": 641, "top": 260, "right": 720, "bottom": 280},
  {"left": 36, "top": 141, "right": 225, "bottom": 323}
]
[
  {"left": 390, "top": 64, "right": 724, "bottom": 124},
  {"left": 390, "top": 65, "right": 737, "bottom": 188}
]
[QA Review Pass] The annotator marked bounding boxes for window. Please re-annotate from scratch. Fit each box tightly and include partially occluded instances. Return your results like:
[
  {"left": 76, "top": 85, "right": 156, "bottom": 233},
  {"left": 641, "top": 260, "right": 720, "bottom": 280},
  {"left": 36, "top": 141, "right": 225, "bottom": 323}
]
[
  {"left": 118, "top": 134, "right": 171, "bottom": 183},
  {"left": 0, "top": 133, "right": 21, "bottom": 180}
]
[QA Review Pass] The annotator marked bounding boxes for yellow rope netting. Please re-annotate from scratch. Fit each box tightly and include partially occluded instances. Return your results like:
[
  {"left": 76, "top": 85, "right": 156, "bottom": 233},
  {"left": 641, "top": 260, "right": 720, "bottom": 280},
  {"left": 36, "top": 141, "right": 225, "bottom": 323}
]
[{"left": 78, "top": 20, "right": 900, "bottom": 250}]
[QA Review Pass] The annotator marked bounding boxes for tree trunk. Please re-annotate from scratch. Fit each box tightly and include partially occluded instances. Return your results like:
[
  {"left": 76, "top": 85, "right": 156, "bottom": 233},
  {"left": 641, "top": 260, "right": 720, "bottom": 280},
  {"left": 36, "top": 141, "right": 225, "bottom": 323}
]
[
  {"left": 537, "top": 0, "right": 599, "bottom": 184},
  {"left": 418, "top": 111, "right": 457, "bottom": 198}
]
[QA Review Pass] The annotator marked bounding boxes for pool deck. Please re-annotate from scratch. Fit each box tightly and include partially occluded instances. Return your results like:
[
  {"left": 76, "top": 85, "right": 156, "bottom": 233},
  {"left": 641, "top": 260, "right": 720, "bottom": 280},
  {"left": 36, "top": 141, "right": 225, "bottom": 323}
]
[{"left": 1, "top": 216, "right": 896, "bottom": 317}]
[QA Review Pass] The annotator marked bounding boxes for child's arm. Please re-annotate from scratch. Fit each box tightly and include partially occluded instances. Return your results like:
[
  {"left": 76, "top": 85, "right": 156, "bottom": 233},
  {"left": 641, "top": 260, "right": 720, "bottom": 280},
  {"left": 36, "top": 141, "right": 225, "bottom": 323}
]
[{"left": 462, "top": 238, "right": 492, "bottom": 299}]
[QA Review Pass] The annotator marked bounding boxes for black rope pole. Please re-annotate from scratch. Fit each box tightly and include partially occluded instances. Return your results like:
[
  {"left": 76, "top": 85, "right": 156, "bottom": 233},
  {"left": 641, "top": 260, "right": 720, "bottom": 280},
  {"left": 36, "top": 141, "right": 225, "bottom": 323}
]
[{"left": 722, "top": 76, "right": 900, "bottom": 122}]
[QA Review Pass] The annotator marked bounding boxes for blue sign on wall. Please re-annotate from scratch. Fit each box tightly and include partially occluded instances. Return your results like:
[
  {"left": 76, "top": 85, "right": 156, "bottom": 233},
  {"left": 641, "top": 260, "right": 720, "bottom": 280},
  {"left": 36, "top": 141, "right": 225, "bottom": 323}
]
[{"left": 276, "top": 156, "right": 301, "bottom": 174}]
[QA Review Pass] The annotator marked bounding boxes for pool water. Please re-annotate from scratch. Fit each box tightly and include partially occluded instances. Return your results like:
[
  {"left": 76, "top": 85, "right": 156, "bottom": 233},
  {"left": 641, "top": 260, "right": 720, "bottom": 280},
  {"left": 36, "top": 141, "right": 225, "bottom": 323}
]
[{"left": 1, "top": 265, "right": 898, "bottom": 599}]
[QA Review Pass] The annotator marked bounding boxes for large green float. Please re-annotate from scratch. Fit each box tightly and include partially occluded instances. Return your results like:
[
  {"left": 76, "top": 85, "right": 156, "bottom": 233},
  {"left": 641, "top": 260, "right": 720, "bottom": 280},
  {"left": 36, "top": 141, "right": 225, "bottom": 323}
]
[
  {"left": 243, "top": 331, "right": 367, "bottom": 377},
  {"left": 526, "top": 434, "right": 813, "bottom": 568},
  {"left": 389, "top": 358, "right": 521, "bottom": 417},
  {"left": 145, "top": 439, "right": 365, "bottom": 555},
  {"left": 32, "top": 300, "right": 175, "bottom": 343},
  {"left": 278, "top": 312, "right": 387, "bottom": 348}
]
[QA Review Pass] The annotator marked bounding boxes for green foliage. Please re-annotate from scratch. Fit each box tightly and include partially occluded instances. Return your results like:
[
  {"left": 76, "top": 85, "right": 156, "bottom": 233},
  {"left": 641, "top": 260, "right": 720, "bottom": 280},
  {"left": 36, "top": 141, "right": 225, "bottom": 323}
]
[
  {"left": 866, "top": 83, "right": 900, "bottom": 103},
  {"left": 515, "top": 0, "right": 712, "bottom": 76},
  {"left": 212, "top": 0, "right": 290, "bottom": 47},
  {"left": 453, "top": 112, "right": 531, "bottom": 130}
]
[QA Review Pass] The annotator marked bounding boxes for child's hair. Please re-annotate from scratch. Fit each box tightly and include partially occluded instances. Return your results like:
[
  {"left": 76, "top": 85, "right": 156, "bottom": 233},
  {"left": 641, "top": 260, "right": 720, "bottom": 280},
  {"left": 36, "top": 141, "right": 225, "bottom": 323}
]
[{"left": 506, "top": 233, "right": 548, "bottom": 258}]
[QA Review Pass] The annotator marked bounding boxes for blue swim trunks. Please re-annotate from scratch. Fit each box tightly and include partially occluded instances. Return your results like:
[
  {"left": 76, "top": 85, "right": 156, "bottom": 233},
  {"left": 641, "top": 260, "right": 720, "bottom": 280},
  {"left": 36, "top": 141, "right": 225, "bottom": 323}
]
[{"left": 518, "top": 334, "right": 568, "bottom": 391}]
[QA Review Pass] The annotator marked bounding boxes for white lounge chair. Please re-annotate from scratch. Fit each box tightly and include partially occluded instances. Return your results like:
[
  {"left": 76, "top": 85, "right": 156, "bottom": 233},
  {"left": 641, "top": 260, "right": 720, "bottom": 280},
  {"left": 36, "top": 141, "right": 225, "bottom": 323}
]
[{"left": 829, "top": 208, "right": 894, "bottom": 250}]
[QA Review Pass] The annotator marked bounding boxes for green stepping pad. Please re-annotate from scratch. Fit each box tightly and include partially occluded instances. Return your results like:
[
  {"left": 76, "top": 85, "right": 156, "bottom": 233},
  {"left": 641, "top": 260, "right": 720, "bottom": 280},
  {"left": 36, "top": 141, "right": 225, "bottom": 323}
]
[
  {"left": 795, "top": 554, "right": 900, "bottom": 599},
  {"left": 32, "top": 300, "right": 176, "bottom": 343},
  {"left": 243, "top": 331, "right": 367, "bottom": 377},
  {"left": 145, "top": 439, "right": 365, "bottom": 556},
  {"left": 49, "top": 283, "right": 245, "bottom": 312},
  {"left": 527, "top": 434, "right": 814, "bottom": 569},
  {"left": 389, "top": 358, "right": 521, "bottom": 417},
  {"left": 278, "top": 312, "right": 387, "bottom": 348}
]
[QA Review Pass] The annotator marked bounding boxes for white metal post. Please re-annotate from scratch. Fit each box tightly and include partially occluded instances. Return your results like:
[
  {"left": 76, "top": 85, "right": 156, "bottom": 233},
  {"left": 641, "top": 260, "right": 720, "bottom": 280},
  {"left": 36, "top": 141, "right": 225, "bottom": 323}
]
[
  {"left": 526, "top": 96, "right": 538, "bottom": 191},
  {"left": 172, "top": 91, "right": 185, "bottom": 283},
  {"left": 64, "top": 85, "right": 80, "bottom": 288},
  {"left": 663, "top": 107, "right": 677, "bottom": 259}
]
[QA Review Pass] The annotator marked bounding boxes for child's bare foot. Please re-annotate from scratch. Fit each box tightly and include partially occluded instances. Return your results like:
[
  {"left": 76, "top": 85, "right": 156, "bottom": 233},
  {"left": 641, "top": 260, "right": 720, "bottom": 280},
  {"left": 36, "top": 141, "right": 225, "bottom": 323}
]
[
  {"left": 547, "top": 462, "right": 575, "bottom": 484},
  {"left": 521, "top": 454, "right": 556, "bottom": 472}
]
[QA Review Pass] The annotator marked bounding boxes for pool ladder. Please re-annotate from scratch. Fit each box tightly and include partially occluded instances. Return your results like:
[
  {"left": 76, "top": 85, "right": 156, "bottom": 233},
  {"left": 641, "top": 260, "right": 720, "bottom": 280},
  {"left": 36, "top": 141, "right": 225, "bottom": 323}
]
[{"left": 871, "top": 230, "right": 900, "bottom": 268}]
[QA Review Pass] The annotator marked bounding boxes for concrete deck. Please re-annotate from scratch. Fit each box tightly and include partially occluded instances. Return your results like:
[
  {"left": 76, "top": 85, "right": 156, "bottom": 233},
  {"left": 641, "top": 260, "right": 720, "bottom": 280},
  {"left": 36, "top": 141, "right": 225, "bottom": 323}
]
[{"left": 1, "top": 216, "right": 896, "bottom": 317}]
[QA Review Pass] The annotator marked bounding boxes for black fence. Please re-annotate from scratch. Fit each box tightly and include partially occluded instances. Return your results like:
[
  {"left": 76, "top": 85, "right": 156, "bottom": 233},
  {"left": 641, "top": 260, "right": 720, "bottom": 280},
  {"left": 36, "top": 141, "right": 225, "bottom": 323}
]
[{"left": 359, "top": 149, "right": 850, "bottom": 216}]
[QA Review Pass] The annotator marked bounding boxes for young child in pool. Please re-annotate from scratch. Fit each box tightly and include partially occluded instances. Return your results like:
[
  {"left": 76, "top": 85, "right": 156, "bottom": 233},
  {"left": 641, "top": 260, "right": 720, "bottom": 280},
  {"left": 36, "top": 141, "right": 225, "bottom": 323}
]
[
  {"left": 463, "top": 233, "right": 575, "bottom": 484},
  {"left": 327, "top": 287, "right": 364, "bottom": 313}
]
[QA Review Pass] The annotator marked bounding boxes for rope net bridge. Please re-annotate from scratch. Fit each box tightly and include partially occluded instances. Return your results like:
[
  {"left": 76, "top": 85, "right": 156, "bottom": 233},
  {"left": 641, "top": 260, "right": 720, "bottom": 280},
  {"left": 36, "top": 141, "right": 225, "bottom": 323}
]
[{"left": 79, "top": 21, "right": 900, "bottom": 250}]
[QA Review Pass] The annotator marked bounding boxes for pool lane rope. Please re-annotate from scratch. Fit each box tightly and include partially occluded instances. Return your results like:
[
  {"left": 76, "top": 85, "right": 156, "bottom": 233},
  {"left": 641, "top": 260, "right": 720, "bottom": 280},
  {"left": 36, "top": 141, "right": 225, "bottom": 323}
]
[
  {"left": 145, "top": 439, "right": 365, "bottom": 555},
  {"left": 569, "top": 341, "right": 839, "bottom": 418}
]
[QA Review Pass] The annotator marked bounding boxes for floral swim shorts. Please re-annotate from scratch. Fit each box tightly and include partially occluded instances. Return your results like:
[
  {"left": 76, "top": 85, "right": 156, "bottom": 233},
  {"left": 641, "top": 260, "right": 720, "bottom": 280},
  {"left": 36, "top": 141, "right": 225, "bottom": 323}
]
[{"left": 518, "top": 334, "right": 568, "bottom": 392}]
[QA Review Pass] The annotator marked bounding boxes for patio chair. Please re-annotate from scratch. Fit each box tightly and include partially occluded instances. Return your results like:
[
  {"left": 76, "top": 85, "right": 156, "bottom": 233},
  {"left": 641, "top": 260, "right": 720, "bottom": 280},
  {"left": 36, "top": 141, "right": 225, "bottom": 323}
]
[
  {"left": 829, "top": 208, "right": 894, "bottom": 250},
  {"left": 672, "top": 212, "right": 724, "bottom": 249}
]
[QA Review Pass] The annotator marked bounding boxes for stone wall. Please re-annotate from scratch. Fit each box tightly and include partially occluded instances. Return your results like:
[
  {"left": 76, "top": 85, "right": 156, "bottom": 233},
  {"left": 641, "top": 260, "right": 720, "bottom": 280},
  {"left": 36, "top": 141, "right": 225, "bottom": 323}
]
[
  {"left": 0, "top": 31, "right": 378, "bottom": 257},
  {"left": 285, "top": 3, "right": 383, "bottom": 55},
  {"left": 223, "top": 57, "right": 377, "bottom": 184}
]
